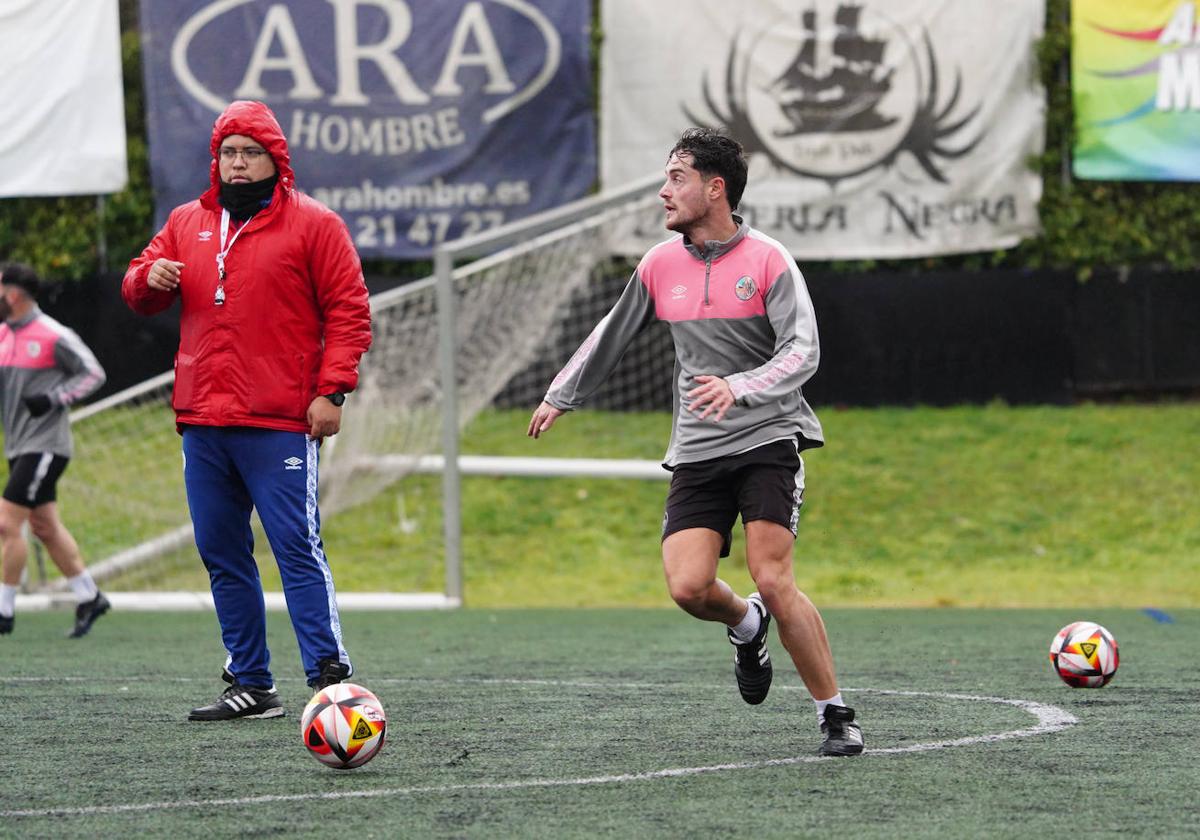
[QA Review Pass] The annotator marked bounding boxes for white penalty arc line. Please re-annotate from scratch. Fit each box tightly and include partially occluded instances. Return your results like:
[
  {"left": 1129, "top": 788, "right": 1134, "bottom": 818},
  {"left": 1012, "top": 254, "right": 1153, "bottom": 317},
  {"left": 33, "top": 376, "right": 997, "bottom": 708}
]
[{"left": 0, "top": 684, "right": 1076, "bottom": 820}]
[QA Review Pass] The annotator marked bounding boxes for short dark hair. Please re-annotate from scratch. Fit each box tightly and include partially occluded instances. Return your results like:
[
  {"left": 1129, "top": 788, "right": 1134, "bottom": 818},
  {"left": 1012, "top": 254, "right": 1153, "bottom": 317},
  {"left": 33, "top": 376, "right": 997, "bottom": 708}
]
[
  {"left": 668, "top": 128, "right": 749, "bottom": 211},
  {"left": 0, "top": 262, "right": 40, "bottom": 299}
]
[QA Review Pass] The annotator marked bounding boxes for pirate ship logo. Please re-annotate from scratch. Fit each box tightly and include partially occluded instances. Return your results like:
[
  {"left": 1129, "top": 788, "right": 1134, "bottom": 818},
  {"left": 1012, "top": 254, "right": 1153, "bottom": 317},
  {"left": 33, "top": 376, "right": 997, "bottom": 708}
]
[{"left": 687, "top": 2, "right": 981, "bottom": 185}]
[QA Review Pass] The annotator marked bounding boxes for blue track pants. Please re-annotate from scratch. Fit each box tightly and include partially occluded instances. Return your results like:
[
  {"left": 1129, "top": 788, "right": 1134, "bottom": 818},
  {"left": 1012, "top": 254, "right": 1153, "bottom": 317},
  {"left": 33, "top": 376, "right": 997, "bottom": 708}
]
[{"left": 182, "top": 426, "right": 349, "bottom": 687}]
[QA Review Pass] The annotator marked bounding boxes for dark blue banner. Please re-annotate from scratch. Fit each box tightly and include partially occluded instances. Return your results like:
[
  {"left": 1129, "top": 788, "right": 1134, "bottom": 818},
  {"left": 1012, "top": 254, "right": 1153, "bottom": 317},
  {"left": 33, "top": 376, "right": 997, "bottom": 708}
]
[{"left": 139, "top": 0, "right": 595, "bottom": 258}]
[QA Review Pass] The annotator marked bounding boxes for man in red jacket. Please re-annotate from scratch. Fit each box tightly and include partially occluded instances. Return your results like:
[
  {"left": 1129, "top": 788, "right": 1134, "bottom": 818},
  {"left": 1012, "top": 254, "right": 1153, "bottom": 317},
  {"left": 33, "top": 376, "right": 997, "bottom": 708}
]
[{"left": 123, "top": 100, "right": 372, "bottom": 721}]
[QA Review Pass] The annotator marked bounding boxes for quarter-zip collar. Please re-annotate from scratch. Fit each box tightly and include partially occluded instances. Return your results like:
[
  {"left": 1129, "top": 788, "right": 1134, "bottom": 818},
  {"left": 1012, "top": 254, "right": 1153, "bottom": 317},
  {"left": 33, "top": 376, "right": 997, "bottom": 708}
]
[
  {"left": 681, "top": 214, "right": 748, "bottom": 262},
  {"left": 5, "top": 305, "right": 40, "bottom": 330}
]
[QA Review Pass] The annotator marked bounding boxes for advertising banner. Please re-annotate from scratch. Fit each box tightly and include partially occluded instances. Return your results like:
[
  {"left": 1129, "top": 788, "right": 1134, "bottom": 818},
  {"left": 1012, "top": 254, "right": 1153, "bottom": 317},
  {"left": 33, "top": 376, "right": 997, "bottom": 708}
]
[
  {"left": 1072, "top": 0, "right": 1200, "bottom": 180},
  {"left": 601, "top": 0, "right": 1045, "bottom": 259},
  {"left": 139, "top": 0, "right": 595, "bottom": 258},
  {"left": 0, "top": 0, "right": 127, "bottom": 197}
]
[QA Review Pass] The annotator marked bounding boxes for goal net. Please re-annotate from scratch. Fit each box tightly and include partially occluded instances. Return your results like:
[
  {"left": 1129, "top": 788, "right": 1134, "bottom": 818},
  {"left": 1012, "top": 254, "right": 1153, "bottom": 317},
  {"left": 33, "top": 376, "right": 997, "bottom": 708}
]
[
  {"left": 20, "top": 173, "right": 670, "bottom": 606},
  {"left": 319, "top": 173, "right": 673, "bottom": 601}
]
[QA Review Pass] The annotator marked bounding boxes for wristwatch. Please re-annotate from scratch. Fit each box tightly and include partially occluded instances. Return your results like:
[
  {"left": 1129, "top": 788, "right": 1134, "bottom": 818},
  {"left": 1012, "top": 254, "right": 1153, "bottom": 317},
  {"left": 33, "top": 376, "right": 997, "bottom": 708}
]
[{"left": 322, "top": 392, "right": 346, "bottom": 407}]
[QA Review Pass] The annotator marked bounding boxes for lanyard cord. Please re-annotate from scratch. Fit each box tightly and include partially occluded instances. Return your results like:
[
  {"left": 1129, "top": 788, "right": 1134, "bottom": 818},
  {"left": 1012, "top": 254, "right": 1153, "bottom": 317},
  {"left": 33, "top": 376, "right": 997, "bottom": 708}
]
[{"left": 214, "top": 209, "right": 255, "bottom": 305}]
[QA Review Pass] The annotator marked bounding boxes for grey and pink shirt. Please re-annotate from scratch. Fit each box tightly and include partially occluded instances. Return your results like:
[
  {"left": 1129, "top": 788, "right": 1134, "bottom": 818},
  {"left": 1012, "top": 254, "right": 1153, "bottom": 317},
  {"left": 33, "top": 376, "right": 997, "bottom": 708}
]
[
  {"left": 0, "top": 307, "right": 106, "bottom": 459},
  {"left": 545, "top": 218, "right": 824, "bottom": 468}
]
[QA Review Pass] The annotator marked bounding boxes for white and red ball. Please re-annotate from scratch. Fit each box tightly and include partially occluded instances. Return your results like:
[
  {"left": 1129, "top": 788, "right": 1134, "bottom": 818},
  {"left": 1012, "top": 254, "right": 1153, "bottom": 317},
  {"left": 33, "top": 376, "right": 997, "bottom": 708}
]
[
  {"left": 1049, "top": 621, "right": 1119, "bottom": 688},
  {"left": 301, "top": 683, "right": 386, "bottom": 769}
]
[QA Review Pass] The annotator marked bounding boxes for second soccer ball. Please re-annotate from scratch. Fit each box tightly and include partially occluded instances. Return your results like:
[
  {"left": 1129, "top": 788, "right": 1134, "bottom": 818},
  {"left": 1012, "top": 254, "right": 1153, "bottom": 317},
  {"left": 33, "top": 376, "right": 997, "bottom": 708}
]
[{"left": 1049, "top": 621, "right": 1119, "bottom": 688}]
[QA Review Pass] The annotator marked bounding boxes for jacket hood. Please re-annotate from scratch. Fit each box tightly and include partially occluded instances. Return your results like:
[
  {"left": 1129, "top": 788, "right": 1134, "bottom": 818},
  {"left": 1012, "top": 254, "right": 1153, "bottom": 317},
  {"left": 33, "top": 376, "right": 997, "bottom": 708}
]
[{"left": 201, "top": 100, "right": 294, "bottom": 209}]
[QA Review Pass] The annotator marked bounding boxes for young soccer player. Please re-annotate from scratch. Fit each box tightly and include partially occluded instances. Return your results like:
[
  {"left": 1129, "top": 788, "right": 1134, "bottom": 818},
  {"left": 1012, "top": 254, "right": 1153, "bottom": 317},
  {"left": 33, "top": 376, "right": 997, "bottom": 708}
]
[
  {"left": 0, "top": 262, "right": 110, "bottom": 638},
  {"left": 528, "top": 128, "right": 864, "bottom": 756}
]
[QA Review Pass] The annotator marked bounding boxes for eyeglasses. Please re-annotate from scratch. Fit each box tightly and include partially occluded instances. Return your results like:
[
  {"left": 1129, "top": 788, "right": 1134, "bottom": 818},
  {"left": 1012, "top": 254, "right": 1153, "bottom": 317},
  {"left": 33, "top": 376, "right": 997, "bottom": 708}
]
[{"left": 219, "top": 147, "right": 268, "bottom": 162}]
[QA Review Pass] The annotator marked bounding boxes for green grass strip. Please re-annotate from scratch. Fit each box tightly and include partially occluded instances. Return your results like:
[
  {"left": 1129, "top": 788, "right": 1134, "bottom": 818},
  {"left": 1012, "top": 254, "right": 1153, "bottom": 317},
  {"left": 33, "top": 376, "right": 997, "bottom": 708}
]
[{"left": 7, "top": 403, "right": 1199, "bottom": 607}]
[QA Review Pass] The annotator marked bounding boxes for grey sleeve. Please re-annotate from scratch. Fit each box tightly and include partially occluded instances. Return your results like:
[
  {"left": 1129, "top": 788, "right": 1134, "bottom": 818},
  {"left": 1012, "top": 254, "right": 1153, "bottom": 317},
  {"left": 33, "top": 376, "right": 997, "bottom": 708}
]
[
  {"left": 51, "top": 328, "right": 107, "bottom": 407},
  {"left": 725, "top": 266, "right": 819, "bottom": 406},
  {"left": 543, "top": 272, "right": 656, "bottom": 410}
]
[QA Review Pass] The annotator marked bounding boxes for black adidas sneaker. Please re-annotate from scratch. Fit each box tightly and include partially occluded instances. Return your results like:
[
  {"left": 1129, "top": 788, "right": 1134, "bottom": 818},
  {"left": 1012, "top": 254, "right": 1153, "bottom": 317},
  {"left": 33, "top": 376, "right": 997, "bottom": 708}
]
[
  {"left": 728, "top": 592, "right": 772, "bottom": 705},
  {"left": 67, "top": 591, "right": 110, "bottom": 638},
  {"left": 819, "top": 704, "right": 865, "bottom": 756},
  {"left": 188, "top": 683, "right": 285, "bottom": 721}
]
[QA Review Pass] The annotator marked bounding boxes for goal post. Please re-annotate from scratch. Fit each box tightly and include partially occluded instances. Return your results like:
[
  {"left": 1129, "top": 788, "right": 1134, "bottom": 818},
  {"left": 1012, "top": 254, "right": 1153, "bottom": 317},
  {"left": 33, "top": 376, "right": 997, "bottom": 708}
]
[
  {"left": 319, "top": 172, "right": 673, "bottom": 605},
  {"left": 433, "top": 173, "right": 666, "bottom": 604}
]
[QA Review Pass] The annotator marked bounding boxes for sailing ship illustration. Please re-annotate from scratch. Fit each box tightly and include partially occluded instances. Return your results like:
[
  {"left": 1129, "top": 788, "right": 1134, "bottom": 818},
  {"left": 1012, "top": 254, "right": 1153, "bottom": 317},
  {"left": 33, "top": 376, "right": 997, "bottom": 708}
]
[{"left": 770, "top": 4, "right": 897, "bottom": 135}]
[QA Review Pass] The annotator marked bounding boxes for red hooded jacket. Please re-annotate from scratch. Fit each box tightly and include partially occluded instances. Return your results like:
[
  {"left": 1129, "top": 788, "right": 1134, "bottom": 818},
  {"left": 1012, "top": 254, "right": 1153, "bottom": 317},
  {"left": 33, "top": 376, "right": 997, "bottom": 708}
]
[{"left": 123, "top": 101, "right": 372, "bottom": 434}]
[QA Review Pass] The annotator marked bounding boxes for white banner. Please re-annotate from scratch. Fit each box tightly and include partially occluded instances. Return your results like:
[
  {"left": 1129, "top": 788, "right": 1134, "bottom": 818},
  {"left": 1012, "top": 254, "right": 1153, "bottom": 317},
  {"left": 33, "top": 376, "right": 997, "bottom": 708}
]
[
  {"left": 601, "top": 0, "right": 1045, "bottom": 259},
  {"left": 0, "top": 0, "right": 127, "bottom": 197}
]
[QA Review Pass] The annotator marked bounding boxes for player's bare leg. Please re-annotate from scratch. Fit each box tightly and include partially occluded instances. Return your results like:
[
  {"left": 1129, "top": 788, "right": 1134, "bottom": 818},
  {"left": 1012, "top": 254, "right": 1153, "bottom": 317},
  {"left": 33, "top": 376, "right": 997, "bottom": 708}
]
[
  {"left": 743, "top": 519, "right": 837, "bottom": 698},
  {"left": 28, "top": 503, "right": 86, "bottom": 578},
  {"left": 0, "top": 500, "right": 33, "bottom": 633},
  {"left": 27, "top": 502, "right": 108, "bottom": 638},
  {"left": 661, "top": 527, "right": 745, "bottom": 623},
  {"left": 663, "top": 526, "right": 775, "bottom": 703},
  {"left": 744, "top": 518, "right": 863, "bottom": 755},
  {"left": 0, "top": 500, "right": 33, "bottom": 586}
]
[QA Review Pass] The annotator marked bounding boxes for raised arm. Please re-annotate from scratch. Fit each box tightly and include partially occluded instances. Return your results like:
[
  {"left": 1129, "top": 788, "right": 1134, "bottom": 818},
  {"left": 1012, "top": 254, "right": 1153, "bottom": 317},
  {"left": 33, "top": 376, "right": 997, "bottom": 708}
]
[
  {"left": 543, "top": 272, "right": 656, "bottom": 409},
  {"left": 528, "top": 270, "right": 656, "bottom": 437}
]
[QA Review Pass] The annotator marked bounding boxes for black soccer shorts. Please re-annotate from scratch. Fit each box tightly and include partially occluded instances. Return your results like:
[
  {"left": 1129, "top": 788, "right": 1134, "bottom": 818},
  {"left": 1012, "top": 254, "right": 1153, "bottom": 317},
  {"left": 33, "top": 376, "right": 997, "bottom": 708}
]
[
  {"left": 661, "top": 439, "right": 805, "bottom": 558},
  {"left": 3, "top": 453, "right": 70, "bottom": 508}
]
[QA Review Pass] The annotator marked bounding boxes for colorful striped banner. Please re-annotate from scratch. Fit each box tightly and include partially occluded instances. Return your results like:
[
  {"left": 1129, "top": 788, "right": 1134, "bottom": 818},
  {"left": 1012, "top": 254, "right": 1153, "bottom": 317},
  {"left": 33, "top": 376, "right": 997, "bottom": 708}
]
[{"left": 1073, "top": 0, "right": 1200, "bottom": 179}]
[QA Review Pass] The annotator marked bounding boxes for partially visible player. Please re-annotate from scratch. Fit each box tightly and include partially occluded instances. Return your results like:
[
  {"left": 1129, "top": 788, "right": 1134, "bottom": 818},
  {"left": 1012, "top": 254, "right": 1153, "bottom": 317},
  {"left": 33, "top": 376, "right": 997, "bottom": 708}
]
[
  {"left": 0, "top": 262, "right": 110, "bottom": 638},
  {"left": 528, "top": 128, "right": 864, "bottom": 756}
]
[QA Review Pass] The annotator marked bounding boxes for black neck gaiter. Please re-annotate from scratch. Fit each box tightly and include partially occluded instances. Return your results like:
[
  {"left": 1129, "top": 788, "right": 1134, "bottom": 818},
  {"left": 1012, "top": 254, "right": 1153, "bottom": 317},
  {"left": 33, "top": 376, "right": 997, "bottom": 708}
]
[{"left": 219, "top": 174, "right": 278, "bottom": 220}]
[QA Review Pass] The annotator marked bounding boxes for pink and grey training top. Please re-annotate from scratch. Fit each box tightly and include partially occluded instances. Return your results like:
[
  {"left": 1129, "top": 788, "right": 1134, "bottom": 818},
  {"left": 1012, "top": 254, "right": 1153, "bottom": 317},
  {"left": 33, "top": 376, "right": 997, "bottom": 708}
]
[
  {"left": 545, "top": 219, "right": 824, "bottom": 468},
  {"left": 0, "top": 308, "right": 106, "bottom": 459}
]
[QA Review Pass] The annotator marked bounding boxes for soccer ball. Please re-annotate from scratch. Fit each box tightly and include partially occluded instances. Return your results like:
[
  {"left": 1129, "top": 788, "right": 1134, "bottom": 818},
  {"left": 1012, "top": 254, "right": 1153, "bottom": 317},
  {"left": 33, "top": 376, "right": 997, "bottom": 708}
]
[
  {"left": 301, "top": 683, "right": 386, "bottom": 769},
  {"left": 1049, "top": 621, "right": 1119, "bottom": 688}
]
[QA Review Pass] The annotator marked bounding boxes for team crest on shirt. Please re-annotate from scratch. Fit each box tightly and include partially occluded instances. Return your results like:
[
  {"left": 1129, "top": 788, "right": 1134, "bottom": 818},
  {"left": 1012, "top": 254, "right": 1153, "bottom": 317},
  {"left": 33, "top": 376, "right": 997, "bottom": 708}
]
[
  {"left": 734, "top": 276, "right": 756, "bottom": 301},
  {"left": 25, "top": 340, "right": 42, "bottom": 358}
]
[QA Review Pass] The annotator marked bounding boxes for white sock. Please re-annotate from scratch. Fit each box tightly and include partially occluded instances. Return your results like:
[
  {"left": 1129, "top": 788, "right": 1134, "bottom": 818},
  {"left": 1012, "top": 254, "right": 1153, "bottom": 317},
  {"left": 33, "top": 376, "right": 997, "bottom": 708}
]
[
  {"left": 728, "top": 599, "right": 762, "bottom": 643},
  {"left": 815, "top": 693, "right": 846, "bottom": 727},
  {"left": 67, "top": 572, "right": 98, "bottom": 603},
  {"left": 0, "top": 583, "right": 17, "bottom": 618}
]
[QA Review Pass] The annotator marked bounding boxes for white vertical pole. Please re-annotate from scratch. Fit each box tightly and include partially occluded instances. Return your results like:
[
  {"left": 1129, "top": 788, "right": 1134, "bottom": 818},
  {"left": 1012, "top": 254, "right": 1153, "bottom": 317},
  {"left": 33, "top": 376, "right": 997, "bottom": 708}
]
[{"left": 434, "top": 247, "right": 463, "bottom": 604}]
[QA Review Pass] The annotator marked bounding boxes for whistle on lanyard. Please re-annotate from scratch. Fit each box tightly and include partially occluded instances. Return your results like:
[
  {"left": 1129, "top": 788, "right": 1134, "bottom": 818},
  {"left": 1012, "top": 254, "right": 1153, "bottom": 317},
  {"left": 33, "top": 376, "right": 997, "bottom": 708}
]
[{"left": 215, "top": 263, "right": 226, "bottom": 306}]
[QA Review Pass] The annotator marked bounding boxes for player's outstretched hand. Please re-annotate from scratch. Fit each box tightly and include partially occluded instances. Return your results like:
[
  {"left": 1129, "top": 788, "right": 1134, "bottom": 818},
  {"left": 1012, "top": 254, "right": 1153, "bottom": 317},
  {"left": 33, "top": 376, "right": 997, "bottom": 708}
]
[
  {"left": 686, "top": 375, "right": 734, "bottom": 422},
  {"left": 528, "top": 401, "right": 564, "bottom": 439}
]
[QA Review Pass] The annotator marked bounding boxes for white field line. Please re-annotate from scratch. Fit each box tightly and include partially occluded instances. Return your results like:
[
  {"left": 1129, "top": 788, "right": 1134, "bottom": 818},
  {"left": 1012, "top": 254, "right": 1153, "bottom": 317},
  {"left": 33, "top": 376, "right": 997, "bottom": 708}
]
[
  {"left": 14, "top": 591, "right": 459, "bottom": 611},
  {"left": 0, "top": 681, "right": 1077, "bottom": 821}
]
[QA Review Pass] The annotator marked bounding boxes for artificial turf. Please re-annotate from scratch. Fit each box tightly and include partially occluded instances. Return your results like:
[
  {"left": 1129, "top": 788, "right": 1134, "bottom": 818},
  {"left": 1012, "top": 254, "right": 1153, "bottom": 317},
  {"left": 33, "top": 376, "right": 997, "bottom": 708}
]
[{"left": 1, "top": 606, "right": 1194, "bottom": 838}]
